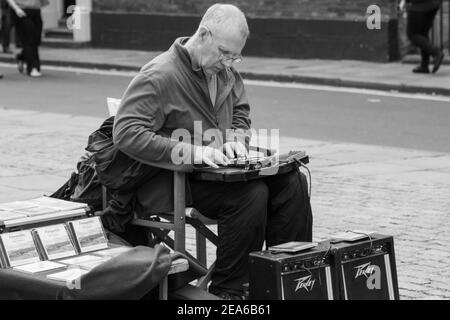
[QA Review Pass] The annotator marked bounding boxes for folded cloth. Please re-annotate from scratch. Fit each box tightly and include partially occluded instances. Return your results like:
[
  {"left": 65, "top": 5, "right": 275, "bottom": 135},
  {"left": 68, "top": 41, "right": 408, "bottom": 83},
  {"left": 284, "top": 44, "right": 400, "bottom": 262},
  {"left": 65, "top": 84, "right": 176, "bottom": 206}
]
[{"left": 56, "top": 244, "right": 171, "bottom": 300}]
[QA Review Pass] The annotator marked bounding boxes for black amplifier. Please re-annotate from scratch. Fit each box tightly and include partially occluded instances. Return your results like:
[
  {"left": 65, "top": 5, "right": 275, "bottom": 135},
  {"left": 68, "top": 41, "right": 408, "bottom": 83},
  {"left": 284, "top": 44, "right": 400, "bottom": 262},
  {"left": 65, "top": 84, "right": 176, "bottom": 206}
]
[
  {"left": 326, "top": 233, "right": 400, "bottom": 300},
  {"left": 248, "top": 244, "right": 339, "bottom": 300}
]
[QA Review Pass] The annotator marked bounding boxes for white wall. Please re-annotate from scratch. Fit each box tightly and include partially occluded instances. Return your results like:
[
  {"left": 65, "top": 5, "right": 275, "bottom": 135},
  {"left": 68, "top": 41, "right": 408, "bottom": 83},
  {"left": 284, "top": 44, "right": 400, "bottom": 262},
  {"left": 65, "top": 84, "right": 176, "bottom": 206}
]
[
  {"left": 73, "top": 0, "right": 92, "bottom": 42},
  {"left": 41, "top": 0, "right": 64, "bottom": 29}
]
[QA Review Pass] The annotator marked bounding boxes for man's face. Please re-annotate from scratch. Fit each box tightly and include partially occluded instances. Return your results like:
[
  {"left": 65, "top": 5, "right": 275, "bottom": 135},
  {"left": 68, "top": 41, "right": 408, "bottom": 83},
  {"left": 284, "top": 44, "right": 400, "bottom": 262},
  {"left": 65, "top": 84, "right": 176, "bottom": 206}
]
[{"left": 199, "top": 26, "right": 246, "bottom": 75}]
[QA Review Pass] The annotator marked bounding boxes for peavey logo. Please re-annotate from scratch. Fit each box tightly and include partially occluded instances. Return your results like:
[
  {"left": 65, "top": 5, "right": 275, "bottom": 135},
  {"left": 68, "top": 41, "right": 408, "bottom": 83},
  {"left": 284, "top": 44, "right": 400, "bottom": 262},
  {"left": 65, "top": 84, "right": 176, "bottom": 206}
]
[
  {"left": 354, "top": 262, "right": 382, "bottom": 290},
  {"left": 294, "top": 275, "right": 316, "bottom": 293},
  {"left": 354, "top": 262, "right": 377, "bottom": 279}
]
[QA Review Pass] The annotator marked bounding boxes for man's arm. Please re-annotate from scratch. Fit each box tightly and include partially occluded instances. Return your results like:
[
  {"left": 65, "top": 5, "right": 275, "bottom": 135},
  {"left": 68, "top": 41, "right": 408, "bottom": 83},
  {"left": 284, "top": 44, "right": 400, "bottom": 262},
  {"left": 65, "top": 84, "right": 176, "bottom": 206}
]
[
  {"left": 113, "top": 73, "right": 193, "bottom": 172},
  {"left": 224, "top": 72, "right": 252, "bottom": 157},
  {"left": 6, "top": 0, "right": 26, "bottom": 17},
  {"left": 230, "top": 73, "right": 251, "bottom": 133}
]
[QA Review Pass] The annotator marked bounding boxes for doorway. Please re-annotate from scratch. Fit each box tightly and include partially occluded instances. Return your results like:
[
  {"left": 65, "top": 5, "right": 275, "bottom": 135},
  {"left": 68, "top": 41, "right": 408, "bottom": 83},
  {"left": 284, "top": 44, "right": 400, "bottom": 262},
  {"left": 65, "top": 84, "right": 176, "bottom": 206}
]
[{"left": 62, "top": 0, "right": 76, "bottom": 18}]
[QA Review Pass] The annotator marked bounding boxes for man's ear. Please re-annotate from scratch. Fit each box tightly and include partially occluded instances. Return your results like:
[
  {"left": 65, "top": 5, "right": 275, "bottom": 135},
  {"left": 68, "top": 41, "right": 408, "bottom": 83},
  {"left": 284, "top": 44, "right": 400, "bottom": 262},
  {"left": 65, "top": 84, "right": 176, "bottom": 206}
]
[{"left": 198, "top": 26, "right": 210, "bottom": 42}]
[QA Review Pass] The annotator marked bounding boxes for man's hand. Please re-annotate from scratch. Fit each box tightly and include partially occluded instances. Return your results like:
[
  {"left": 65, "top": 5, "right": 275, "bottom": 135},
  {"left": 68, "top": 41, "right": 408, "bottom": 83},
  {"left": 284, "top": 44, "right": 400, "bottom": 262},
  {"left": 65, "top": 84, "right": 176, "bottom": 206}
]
[
  {"left": 398, "top": 0, "right": 406, "bottom": 12},
  {"left": 223, "top": 141, "right": 248, "bottom": 159},
  {"left": 194, "top": 145, "right": 230, "bottom": 168},
  {"left": 15, "top": 7, "right": 26, "bottom": 17}
]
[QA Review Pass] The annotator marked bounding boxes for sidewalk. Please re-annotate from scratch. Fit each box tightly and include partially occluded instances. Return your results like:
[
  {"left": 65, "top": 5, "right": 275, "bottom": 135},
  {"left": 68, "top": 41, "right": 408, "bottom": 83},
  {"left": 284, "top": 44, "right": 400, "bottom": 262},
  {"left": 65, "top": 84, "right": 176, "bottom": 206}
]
[
  {"left": 1, "top": 108, "right": 450, "bottom": 299},
  {"left": 1, "top": 46, "right": 450, "bottom": 95}
]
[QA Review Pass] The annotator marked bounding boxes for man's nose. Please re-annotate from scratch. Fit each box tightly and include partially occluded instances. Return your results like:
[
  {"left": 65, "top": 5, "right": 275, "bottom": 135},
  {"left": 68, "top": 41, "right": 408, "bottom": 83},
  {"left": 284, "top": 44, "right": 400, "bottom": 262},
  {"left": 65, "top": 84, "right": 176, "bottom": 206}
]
[{"left": 221, "top": 59, "right": 233, "bottom": 68}]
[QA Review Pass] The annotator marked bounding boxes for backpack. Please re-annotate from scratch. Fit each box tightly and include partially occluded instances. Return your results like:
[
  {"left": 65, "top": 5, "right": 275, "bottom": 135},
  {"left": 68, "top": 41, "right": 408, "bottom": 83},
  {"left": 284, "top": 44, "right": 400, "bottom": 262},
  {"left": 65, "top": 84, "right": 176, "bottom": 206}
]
[
  {"left": 50, "top": 115, "right": 153, "bottom": 232},
  {"left": 49, "top": 151, "right": 103, "bottom": 212},
  {"left": 49, "top": 116, "right": 117, "bottom": 211}
]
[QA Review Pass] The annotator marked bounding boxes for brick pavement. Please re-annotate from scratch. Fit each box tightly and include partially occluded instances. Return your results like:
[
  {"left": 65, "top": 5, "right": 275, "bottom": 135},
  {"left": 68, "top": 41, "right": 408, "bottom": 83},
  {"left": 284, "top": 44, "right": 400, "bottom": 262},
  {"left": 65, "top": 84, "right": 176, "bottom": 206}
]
[{"left": 1, "top": 107, "right": 449, "bottom": 299}]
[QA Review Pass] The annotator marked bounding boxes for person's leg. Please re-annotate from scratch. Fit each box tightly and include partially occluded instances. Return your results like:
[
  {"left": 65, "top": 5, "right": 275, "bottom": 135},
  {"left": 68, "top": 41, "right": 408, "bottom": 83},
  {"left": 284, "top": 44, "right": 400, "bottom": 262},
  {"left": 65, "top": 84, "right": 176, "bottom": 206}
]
[
  {"left": 421, "top": 8, "right": 445, "bottom": 73},
  {"left": 33, "top": 9, "right": 42, "bottom": 72},
  {"left": 13, "top": 11, "right": 21, "bottom": 49},
  {"left": 1, "top": 9, "right": 13, "bottom": 52},
  {"left": 11, "top": 10, "right": 27, "bottom": 73},
  {"left": 24, "top": 9, "right": 42, "bottom": 74},
  {"left": 407, "top": 9, "right": 440, "bottom": 72},
  {"left": 407, "top": 10, "right": 429, "bottom": 71},
  {"left": 264, "top": 170, "right": 313, "bottom": 247},
  {"left": 190, "top": 179, "right": 269, "bottom": 297},
  {"left": 419, "top": 49, "right": 430, "bottom": 68},
  {"left": 422, "top": 9, "right": 441, "bottom": 55}
]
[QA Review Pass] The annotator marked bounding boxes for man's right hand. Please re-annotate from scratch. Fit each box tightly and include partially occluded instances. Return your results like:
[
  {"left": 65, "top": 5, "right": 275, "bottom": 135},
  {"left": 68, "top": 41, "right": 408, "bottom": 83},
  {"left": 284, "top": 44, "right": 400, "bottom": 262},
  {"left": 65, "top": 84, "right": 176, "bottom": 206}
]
[
  {"left": 15, "top": 7, "right": 26, "bottom": 17},
  {"left": 194, "top": 145, "right": 230, "bottom": 168}
]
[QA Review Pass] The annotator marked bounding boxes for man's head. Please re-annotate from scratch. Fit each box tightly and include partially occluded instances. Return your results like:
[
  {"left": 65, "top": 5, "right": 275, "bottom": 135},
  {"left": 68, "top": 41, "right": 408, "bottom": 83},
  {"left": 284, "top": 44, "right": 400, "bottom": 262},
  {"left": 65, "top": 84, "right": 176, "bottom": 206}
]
[{"left": 187, "top": 3, "right": 249, "bottom": 75}]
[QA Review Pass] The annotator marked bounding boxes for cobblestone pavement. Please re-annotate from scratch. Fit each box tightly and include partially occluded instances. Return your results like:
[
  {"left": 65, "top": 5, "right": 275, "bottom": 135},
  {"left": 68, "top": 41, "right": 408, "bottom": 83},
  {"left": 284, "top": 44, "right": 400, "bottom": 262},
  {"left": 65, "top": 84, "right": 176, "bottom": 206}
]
[{"left": 1, "top": 108, "right": 449, "bottom": 299}]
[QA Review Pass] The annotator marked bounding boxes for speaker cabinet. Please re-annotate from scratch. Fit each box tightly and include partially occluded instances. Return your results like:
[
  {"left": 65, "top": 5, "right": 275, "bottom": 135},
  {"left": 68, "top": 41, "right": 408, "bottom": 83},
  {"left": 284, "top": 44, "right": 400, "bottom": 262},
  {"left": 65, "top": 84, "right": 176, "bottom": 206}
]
[
  {"left": 326, "top": 234, "right": 400, "bottom": 300},
  {"left": 249, "top": 245, "right": 339, "bottom": 300}
]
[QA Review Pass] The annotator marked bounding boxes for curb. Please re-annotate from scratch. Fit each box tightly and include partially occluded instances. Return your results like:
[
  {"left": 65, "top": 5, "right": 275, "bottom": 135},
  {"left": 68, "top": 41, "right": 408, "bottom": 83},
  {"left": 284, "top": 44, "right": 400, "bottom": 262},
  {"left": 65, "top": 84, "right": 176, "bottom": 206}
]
[
  {"left": 241, "top": 72, "right": 450, "bottom": 96},
  {"left": 2, "top": 56, "right": 450, "bottom": 96},
  {"left": 0, "top": 55, "right": 140, "bottom": 72}
]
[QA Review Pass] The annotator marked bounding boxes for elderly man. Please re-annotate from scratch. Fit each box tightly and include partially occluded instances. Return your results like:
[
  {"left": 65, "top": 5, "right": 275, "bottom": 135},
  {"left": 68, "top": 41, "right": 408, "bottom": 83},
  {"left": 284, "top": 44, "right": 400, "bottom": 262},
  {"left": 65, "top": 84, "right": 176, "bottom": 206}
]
[{"left": 112, "top": 3, "right": 313, "bottom": 300}]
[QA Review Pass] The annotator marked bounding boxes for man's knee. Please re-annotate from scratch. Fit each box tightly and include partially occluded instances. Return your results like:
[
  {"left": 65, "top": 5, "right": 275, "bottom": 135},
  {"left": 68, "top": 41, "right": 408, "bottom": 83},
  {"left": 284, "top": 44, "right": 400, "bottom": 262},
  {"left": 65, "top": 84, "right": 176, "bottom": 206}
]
[
  {"left": 278, "top": 170, "right": 309, "bottom": 196},
  {"left": 229, "top": 180, "right": 269, "bottom": 222},
  {"left": 245, "top": 180, "right": 269, "bottom": 206}
]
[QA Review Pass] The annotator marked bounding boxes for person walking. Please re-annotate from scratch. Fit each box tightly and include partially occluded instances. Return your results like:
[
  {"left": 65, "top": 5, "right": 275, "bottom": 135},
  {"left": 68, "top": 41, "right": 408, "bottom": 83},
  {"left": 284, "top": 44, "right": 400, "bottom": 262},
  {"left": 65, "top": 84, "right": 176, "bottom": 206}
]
[
  {"left": 0, "top": 0, "right": 5, "bottom": 77},
  {"left": 400, "top": 0, "right": 445, "bottom": 74},
  {"left": 6, "top": 0, "right": 48, "bottom": 77}
]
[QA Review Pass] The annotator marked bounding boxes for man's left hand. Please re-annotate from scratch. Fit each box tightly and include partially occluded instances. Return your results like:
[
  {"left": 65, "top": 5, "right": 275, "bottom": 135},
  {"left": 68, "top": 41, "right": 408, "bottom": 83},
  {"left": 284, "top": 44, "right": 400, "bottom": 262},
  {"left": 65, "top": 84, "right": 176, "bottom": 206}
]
[{"left": 223, "top": 141, "right": 248, "bottom": 159}]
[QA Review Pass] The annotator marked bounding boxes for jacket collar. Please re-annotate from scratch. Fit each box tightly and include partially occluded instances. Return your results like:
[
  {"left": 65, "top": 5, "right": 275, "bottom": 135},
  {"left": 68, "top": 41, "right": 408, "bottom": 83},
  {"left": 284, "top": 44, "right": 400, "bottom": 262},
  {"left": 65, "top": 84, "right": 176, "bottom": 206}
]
[
  {"left": 172, "top": 37, "right": 235, "bottom": 84},
  {"left": 172, "top": 37, "right": 237, "bottom": 114}
]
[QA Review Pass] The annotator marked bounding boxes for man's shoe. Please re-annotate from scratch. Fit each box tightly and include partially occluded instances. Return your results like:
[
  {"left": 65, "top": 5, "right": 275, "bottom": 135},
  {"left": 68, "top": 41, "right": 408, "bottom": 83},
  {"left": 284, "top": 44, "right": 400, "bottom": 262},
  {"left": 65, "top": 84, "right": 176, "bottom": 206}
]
[
  {"left": 432, "top": 51, "right": 444, "bottom": 73},
  {"left": 0, "top": 73, "right": 3, "bottom": 79},
  {"left": 29, "top": 68, "right": 42, "bottom": 77},
  {"left": 3, "top": 48, "right": 13, "bottom": 54},
  {"left": 412, "top": 65, "right": 430, "bottom": 74}
]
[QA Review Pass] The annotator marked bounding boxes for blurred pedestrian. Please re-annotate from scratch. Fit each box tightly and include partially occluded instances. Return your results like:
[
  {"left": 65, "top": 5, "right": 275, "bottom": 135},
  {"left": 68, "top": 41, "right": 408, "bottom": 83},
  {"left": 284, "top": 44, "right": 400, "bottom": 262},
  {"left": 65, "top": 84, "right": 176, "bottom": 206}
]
[
  {"left": 1, "top": 0, "right": 13, "bottom": 53},
  {"left": 400, "top": 0, "right": 445, "bottom": 73},
  {"left": 0, "top": 2, "right": 2, "bottom": 78},
  {"left": 6, "top": 0, "right": 49, "bottom": 77}
]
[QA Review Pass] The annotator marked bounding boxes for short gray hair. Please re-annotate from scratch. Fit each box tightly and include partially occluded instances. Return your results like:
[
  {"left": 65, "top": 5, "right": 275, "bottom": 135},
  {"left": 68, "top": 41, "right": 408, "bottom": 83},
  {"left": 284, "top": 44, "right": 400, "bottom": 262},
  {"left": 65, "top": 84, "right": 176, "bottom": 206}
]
[{"left": 199, "top": 3, "right": 250, "bottom": 39}]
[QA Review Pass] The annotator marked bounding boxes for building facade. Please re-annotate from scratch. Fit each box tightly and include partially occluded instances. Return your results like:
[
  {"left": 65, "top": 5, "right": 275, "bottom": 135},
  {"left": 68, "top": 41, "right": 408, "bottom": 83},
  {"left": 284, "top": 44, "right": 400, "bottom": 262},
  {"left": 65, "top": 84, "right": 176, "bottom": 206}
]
[
  {"left": 40, "top": 0, "right": 449, "bottom": 62},
  {"left": 89, "top": 0, "right": 399, "bottom": 62}
]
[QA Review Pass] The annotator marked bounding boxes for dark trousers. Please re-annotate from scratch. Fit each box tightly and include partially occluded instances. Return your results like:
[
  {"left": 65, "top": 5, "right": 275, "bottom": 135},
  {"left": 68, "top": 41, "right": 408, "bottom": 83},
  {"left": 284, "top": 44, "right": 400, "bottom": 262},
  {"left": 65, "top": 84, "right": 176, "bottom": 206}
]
[
  {"left": 190, "top": 170, "right": 313, "bottom": 294},
  {"left": 407, "top": 8, "right": 440, "bottom": 67},
  {"left": 13, "top": 8, "right": 42, "bottom": 73},
  {"left": 1, "top": 7, "right": 13, "bottom": 49}
]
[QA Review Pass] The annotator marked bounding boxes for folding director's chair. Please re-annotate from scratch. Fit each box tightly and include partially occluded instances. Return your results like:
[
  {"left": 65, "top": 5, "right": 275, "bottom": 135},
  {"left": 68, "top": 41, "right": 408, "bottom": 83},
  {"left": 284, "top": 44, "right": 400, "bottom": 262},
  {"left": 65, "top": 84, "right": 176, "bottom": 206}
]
[{"left": 104, "top": 98, "right": 219, "bottom": 293}]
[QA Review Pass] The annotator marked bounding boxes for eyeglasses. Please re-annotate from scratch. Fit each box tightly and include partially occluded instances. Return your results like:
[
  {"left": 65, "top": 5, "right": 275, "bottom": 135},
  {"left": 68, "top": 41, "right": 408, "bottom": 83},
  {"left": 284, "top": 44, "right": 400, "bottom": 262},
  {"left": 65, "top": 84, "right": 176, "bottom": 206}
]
[
  {"left": 218, "top": 48, "right": 243, "bottom": 65},
  {"left": 204, "top": 26, "right": 243, "bottom": 66}
]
